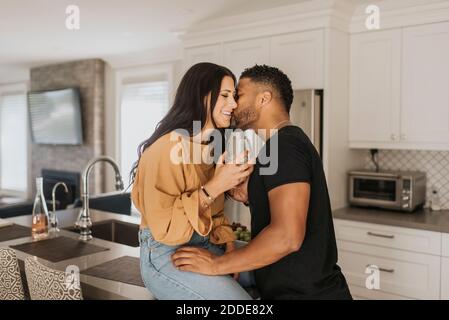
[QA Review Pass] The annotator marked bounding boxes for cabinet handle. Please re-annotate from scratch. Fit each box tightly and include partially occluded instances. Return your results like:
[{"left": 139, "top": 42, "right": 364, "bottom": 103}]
[
  {"left": 367, "top": 231, "right": 395, "bottom": 239},
  {"left": 390, "top": 134, "right": 396, "bottom": 141},
  {"left": 366, "top": 264, "right": 395, "bottom": 273}
]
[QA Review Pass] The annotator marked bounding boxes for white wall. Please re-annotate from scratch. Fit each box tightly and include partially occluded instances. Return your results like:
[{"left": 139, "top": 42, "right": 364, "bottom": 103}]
[
  {"left": 323, "top": 28, "right": 365, "bottom": 210},
  {"left": 0, "top": 81, "right": 31, "bottom": 199},
  {"left": 0, "top": 66, "right": 29, "bottom": 86},
  {"left": 103, "top": 59, "right": 182, "bottom": 192}
]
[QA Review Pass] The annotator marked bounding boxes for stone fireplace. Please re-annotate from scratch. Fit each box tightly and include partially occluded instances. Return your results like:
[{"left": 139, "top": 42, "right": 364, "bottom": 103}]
[{"left": 29, "top": 59, "right": 105, "bottom": 197}]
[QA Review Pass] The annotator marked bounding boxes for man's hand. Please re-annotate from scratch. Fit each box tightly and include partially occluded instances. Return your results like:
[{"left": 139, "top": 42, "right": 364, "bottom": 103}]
[
  {"left": 172, "top": 247, "right": 219, "bottom": 275},
  {"left": 228, "top": 178, "right": 249, "bottom": 205}
]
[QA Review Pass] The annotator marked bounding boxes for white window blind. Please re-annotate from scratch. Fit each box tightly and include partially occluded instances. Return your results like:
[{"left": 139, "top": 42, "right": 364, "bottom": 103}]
[
  {"left": 0, "top": 93, "right": 28, "bottom": 193},
  {"left": 120, "top": 81, "right": 169, "bottom": 183}
]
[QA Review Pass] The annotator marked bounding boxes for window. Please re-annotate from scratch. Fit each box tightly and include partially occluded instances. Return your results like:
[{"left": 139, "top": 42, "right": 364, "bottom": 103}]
[
  {"left": 119, "top": 81, "right": 169, "bottom": 184},
  {"left": 0, "top": 92, "right": 28, "bottom": 195}
]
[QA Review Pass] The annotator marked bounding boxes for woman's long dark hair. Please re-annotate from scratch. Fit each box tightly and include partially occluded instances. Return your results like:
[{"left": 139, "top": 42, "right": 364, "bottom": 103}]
[{"left": 129, "top": 62, "right": 236, "bottom": 185}]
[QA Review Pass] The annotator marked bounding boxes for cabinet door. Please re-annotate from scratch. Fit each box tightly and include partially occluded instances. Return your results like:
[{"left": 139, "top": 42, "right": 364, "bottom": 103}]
[
  {"left": 443, "top": 233, "right": 449, "bottom": 257},
  {"left": 184, "top": 44, "right": 222, "bottom": 70},
  {"left": 223, "top": 38, "right": 270, "bottom": 79},
  {"left": 270, "top": 30, "right": 324, "bottom": 89},
  {"left": 337, "top": 240, "right": 441, "bottom": 300},
  {"left": 334, "top": 218, "right": 442, "bottom": 256},
  {"left": 442, "top": 258, "right": 449, "bottom": 300},
  {"left": 401, "top": 22, "right": 449, "bottom": 145},
  {"left": 349, "top": 29, "right": 401, "bottom": 144}
]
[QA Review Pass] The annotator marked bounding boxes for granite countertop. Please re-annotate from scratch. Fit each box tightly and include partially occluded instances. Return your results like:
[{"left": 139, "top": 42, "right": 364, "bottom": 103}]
[
  {"left": 333, "top": 206, "right": 449, "bottom": 234},
  {"left": 1, "top": 208, "right": 154, "bottom": 300}
]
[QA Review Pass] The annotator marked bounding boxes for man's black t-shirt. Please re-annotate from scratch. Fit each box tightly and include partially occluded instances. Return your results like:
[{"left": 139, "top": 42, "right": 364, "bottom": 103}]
[{"left": 247, "top": 125, "right": 351, "bottom": 300}]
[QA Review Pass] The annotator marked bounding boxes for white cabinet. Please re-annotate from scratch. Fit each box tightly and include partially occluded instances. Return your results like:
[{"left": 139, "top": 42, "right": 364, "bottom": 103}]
[
  {"left": 338, "top": 240, "right": 441, "bottom": 299},
  {"left": 442, "top": 257, "right": 449, "bottom": 300},
  {"left": 349, "top": 22, "right": 449, "bottom": 150},
  {"left": 442, "top": 232, "right": 449, "bottom": 299},
  {"left": 349, "top": 29, "right": 401, "bottom": 144},
  {"left": 334, "top": 219, "right": 441, "bottom": 255},
  {"left": 270, "top": 30, "right": 324, "bottom": 89},
  {"left": 223, "top": 38, "right": 270, "bottom": 78},
  {"left": 443, "top": 233, "right": 449, "bottom": 257},
  {"left": 184, "top": 44, "right": 222, "bottom": 70},
  {"left": 348, "top": 284, "right": 410, "bottom": 300},
  {"left": 335, "top": 219, "right": 445, "bottom": 300},
  {"left": 183, "top": 31, "right": 324, "bottom": 88},
  {"left": 401, "top": 22, "right": 449, "bottom": 145}
]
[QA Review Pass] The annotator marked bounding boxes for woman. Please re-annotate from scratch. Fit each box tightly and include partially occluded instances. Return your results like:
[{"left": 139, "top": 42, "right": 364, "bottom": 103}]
[{"left": 131, "top": 63, "right": 254, "bottom": 300}]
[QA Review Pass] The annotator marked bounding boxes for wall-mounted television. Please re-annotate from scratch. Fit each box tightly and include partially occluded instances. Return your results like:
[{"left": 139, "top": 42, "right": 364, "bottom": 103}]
[{"left": 28, "top": 88, "right": 83, "bottom": 145}]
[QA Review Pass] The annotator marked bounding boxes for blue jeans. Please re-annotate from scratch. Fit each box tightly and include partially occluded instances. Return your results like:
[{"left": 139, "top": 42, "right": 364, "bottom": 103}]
[{"left": 139, "top": 228, "right": 254, "bottom": 300}]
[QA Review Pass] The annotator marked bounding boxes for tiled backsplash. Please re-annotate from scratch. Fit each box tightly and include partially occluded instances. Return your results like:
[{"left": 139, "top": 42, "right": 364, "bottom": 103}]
[{"left": 363, "top": 150, "right": 449, "bottom": 210}]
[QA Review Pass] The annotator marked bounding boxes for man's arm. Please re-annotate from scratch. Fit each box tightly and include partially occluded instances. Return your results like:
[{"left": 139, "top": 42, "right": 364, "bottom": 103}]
[{"left": 172, "top": 182, "right": 310, "bottom": 275}]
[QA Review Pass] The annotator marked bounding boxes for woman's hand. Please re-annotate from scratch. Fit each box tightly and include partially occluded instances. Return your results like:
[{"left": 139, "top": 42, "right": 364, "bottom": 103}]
[
  {"left": 225, "top": 241, "right": 239, "bottom": 280},
  {"left": 205, "top": 151, "right": 253, "bottom": 198}
]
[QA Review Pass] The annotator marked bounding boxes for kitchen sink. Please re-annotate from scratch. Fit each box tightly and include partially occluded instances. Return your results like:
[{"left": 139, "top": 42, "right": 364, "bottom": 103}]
[{"left": 65, "top": 219, "right": 140, "bottom": 247}]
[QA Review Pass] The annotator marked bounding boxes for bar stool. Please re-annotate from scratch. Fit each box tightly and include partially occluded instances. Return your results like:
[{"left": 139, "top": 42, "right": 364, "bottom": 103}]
[
  {"left": 0, "top": 248, "right": 25, "bottom": 300},
  {"left": 25, "top": 257, "right": 83, "bottom": 300}
]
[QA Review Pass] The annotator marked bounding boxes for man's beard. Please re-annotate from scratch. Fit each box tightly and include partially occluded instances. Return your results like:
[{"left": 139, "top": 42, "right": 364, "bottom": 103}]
[{"left": 233, "top": 106, "right": 258, "bottom": 130}]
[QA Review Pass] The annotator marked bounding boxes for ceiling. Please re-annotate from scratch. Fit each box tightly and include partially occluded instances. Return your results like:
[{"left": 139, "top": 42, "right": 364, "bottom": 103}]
[{"left": 0, "top": 0, "right": 308, "bottom": 83}]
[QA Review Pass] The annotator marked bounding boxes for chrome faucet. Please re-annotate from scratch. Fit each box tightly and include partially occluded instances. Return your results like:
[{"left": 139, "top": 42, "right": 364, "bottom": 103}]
[
  {"left": 75, "top": 156, "right": 124, "bottom": 241},
  {"left": 50, "top": 182, "right": 69, "bottom": 233}
]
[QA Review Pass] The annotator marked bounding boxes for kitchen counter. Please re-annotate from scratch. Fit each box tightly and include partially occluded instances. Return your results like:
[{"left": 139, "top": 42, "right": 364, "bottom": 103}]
[
  {"left": 0, "top": 196, "right": 29, "bottom": 207},
  {"left": 1, "top": 208, "right": 154, "bottom": 300},
  {"left": 333, "top": 206, "right": 449, "bottom": 234}
]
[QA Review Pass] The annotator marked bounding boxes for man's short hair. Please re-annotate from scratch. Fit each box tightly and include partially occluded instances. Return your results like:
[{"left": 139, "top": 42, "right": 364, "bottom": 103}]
[{"left": 240, "top": 64, "right": 294, "bottom": 113}]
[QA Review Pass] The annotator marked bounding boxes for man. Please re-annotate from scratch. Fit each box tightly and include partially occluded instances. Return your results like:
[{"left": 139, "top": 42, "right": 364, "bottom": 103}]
[{"left": 172, "top": 65, "right": 352, "bottom": 300}]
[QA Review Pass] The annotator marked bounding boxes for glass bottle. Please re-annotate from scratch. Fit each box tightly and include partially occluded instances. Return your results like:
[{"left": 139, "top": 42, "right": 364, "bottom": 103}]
[{"left": 31, "top": 177, "right": 50, "bottom": 240}]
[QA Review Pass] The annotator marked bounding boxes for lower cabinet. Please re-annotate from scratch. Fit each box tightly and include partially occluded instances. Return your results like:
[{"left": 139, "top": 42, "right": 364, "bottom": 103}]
[
  {"left": 348, "top": 284, "right": 411, "bottom": 300},
  {"left": 337, "top": 240, "right": 440, "bottom": 299},
  {"left": 442, "top": 258, "right": 449, "bottom": 300},
  {"left": 334, "top": 218, "right": 445, "bottom": 300}
]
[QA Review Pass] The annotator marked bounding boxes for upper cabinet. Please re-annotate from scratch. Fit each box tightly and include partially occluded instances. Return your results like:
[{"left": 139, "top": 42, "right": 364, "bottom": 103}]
[
  {"left": 401, "top": 22, "right": 449, "bottom": 145},
  {"left": 184, "top": 44, "right": 222, "bottom": 70},
  {"left": 183, "top": 30, "right": 324, "bottom": 89},
  {"left": 349, "top": 22, "right": 449, "bottom": 150},
  {"left": 223, "top": 38, "right": 270, "bottom": 78},
  {"left": 271, "top": 30, "right": 324, "bottom": 89},
  {"left": 349, "top": 29, "right": 401, "bottom": 144}
]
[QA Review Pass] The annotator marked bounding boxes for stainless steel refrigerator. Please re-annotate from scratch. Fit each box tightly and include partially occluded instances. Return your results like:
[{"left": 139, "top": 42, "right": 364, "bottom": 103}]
[{"left": 289, "top": 89, "right": 323, "bottom": 157}]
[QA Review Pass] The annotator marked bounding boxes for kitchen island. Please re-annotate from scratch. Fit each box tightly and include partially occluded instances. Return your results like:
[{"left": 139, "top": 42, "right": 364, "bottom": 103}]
[{"left": 0, "top": 208, "right": 154, "bottom": 300}]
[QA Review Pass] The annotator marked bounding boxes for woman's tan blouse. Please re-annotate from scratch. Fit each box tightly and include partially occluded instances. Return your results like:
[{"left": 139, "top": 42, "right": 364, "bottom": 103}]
[{"left": 131, "top": 131, "right": 236, "bottom": 246}]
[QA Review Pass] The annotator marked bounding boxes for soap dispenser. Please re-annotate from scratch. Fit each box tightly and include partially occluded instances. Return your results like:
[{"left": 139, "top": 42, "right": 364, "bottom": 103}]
[{"left": 430, "top": 188, "right": 441, "bottom": 211}]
